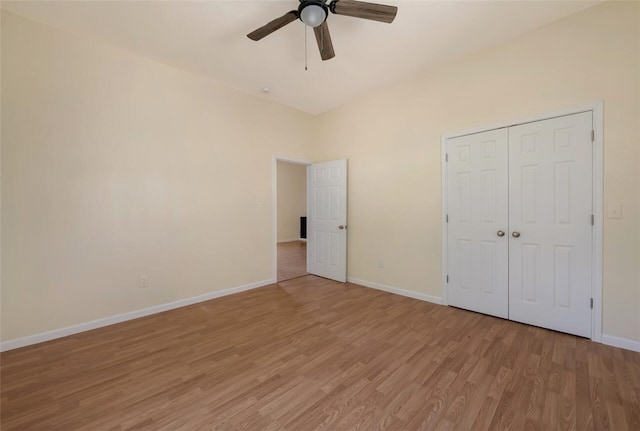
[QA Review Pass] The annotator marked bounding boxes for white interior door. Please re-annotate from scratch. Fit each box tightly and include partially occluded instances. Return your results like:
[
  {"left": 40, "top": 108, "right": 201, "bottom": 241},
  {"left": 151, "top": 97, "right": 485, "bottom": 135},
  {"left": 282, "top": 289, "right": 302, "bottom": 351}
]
[
  {"left": 508, "top": 112, "right": 593, "bottom": 337},
  {"left": 307, "top": 159, "right": 347, "bottom": 282},
  {"left": 447, "top": 129, "right": 509, "bottom": 318}
]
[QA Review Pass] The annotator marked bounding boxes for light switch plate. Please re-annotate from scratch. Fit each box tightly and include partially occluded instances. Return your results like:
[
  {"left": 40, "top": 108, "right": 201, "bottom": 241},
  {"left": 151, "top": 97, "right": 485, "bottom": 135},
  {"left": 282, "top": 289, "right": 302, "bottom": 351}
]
[{"left": 607, "top": 203, "right": 622, "bottom": 219}]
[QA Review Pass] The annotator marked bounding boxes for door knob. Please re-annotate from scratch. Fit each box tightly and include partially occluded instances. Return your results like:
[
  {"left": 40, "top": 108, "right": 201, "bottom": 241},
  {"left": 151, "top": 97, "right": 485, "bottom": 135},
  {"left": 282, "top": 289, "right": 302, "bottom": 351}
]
[
  {"left": 338, "top": 225, "right": 346, "bottom": 230},
  {"left": 512, "top": 231, "right": 521, "bottom": 238},
  {"left": 497, "top": 230, "right": 505, "bottom": 237}
]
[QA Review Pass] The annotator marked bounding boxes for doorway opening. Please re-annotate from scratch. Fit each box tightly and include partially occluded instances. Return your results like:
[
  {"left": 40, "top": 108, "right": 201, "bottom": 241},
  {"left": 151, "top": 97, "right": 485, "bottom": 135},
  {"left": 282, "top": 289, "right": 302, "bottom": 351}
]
[{"left": 275, "top": 159, "right": 309, "bottom": 282}]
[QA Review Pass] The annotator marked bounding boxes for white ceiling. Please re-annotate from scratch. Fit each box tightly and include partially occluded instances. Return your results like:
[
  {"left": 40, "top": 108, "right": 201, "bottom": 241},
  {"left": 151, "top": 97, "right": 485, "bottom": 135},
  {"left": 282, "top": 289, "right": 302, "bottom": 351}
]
[{"left": 2, "top": 0, "right": 601, "bottom": 115}]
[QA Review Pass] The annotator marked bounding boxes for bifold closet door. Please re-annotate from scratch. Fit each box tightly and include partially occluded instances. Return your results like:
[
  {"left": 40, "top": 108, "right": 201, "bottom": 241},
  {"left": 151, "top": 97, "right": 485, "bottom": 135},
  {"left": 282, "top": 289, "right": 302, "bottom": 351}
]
[
  {"left": 508, "top": 112, "right": 593, "bottom": 337},
  {"left": 447, "top": 129, "right": 509, "bottom": 318}
]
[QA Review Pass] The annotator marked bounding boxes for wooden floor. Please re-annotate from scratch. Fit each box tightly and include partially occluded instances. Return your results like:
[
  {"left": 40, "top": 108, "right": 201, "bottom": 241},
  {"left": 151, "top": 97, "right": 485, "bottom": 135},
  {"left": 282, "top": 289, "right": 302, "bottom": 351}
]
[
  {"left": 2, "top": 276, "right": 639, "bottom": 430},
  {"left": 277, "top": 240, "right": 307, "bottom": 282}
]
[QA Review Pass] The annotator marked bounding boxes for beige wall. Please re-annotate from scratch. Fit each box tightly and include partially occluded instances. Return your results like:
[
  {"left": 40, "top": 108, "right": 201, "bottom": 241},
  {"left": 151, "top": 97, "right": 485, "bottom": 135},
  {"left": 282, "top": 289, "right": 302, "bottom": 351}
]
[
  {"left": 0, "top": 12, "right": 314, "bottom": 341},
  {"left": 314, "top": 1, "right": 640, "bottom": 342},
  {"left": 277, "top": 161, "right": 307, "bottom": 242},
  {"left": 2, "top": 1, "right": 639, "bottom": 345}
]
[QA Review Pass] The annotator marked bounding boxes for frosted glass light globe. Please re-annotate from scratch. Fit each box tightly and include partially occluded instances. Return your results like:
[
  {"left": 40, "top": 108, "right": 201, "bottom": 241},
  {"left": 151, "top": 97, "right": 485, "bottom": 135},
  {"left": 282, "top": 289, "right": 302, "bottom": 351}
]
[{"left": 300, "top": 4, "right": 327, "bottom": 28}]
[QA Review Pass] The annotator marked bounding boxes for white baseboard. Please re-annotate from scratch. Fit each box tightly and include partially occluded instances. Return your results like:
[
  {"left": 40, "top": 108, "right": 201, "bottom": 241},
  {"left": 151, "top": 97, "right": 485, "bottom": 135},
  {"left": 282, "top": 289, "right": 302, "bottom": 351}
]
[
  {"left": 0, "top": 278, "right": 275, "bottom": 352},
  {"left": 277, "top": 238, "right": 306, "bottom": 243},
  {"left": 8, "top": 276, "right": 633, "bottom": 354},
  {"left": 347, "top": 277, "right": 443, "bottom": 305},
  {"left": 602, "top": 334, "right": 640, "bottom": 353}
]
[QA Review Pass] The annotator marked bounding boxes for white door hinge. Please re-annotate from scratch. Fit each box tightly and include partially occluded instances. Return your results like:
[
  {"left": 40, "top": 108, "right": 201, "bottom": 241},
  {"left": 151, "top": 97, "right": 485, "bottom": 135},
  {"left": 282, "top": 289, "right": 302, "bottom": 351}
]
[
  {"left": 445, "top": 153, "right": 448, "bottom": 162},
  {"left": 591, "top": 214, "right": 595, "bottom": 226},
  {"left": 591, "top": 130, "right": 595, "bottom": 142},
  {"left": 446, "top": 214, "right": 449, "bottom": 223},
  {"left": 446, "top": 275, "right": 449, "bottom": 283},
  {"left": 590, "top": 298, "right": 594, "bottom": 309}
]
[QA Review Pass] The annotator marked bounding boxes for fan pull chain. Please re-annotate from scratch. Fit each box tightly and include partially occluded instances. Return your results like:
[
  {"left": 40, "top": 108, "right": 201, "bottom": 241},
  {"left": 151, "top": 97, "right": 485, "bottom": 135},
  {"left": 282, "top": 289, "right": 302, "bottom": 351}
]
[{"left": 304, "top": 24, "right": 308, "bottom": 71}]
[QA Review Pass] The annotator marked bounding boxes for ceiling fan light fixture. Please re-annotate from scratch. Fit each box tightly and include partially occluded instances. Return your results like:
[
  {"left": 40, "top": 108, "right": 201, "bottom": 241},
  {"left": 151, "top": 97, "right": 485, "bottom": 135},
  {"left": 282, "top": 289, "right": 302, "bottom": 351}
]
[
  {"left": 299, "top": 2, "right": 328, "bottom": 28},
  {"left": 247, "top": 0, "right": 398, "bottom": 61}
]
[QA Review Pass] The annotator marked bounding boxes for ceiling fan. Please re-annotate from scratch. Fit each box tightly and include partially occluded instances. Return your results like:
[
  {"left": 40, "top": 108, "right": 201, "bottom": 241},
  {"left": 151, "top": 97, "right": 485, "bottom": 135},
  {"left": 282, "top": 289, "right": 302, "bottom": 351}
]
[{"left": 247, "top": 0, "right": 398, "bottom": 61}]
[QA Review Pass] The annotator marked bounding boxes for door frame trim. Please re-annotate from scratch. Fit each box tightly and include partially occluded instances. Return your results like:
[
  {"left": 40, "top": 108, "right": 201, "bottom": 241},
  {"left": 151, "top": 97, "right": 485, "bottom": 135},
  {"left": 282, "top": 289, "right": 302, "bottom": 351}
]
[
  {"left": 440, "top": 101, "right": 603, "bottom": 342},
  {"left": 272, "top": 156, "right": 312, "bottom": 283}
]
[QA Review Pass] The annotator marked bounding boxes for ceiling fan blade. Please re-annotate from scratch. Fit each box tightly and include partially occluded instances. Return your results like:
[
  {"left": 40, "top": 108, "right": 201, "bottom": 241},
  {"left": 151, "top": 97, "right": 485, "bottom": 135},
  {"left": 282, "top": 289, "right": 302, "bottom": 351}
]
[
  {"left": 247, "top": 10, "right": 298, "bottom": 41},
  {"left": 313, "top": 21, "right": 335, "bottom": 61},
  {"left": 330, "top": 0, "right": 397, "bottom": 24}
]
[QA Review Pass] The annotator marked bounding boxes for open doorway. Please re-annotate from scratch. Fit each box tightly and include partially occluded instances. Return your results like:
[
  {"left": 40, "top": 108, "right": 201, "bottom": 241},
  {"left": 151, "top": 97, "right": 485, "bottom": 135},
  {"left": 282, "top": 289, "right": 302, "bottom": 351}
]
[{"left": 276, "top": 159, "right": 308, "bottom": 282}]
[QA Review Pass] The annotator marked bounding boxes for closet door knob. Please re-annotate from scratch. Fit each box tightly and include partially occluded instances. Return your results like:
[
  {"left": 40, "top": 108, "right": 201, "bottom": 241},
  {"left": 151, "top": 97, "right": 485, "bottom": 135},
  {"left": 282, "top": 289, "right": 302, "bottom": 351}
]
[
  {"left": 512, "top": 231, "right": 521, "bottom": 238},
  {"left": 497, "top": 231, "right": 505, "bottom": 237}
]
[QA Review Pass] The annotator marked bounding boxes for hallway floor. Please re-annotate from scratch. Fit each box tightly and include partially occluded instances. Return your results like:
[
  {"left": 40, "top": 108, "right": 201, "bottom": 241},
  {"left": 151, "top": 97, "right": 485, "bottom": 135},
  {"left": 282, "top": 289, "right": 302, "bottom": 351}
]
[{"left": 277, "top": 240, "right": 307, "bottom": 282}]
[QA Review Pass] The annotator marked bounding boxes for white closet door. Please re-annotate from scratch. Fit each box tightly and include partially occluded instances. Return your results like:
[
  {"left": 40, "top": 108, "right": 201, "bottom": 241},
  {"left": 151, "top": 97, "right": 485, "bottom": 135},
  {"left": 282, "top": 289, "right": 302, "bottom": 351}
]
[
  {"left": 508, "top": 112, "right": 593, "bottom": 337},
  {"left": 447, "top": 129, "right": 509, "bottom": 318}
]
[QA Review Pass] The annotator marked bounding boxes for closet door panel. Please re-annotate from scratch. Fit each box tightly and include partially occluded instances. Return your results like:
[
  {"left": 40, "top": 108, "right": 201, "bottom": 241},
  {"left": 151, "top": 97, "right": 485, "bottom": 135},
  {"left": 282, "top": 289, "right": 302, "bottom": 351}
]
[
  {"left": 447, "top": 129, "right": 509, "bottom": 318},
  {"left": 508, "top": 112, "right": 593, "bottom": 337}
]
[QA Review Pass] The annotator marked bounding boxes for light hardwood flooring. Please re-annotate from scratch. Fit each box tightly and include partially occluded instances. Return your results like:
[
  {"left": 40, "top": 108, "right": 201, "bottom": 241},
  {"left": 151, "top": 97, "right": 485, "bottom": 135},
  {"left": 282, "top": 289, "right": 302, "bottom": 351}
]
[
  {"left": 277, "top": 240, "right": 307, "bottom": 282},
  {"left": 1, "top": 275, "right": 639, "bottom": 430}
]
